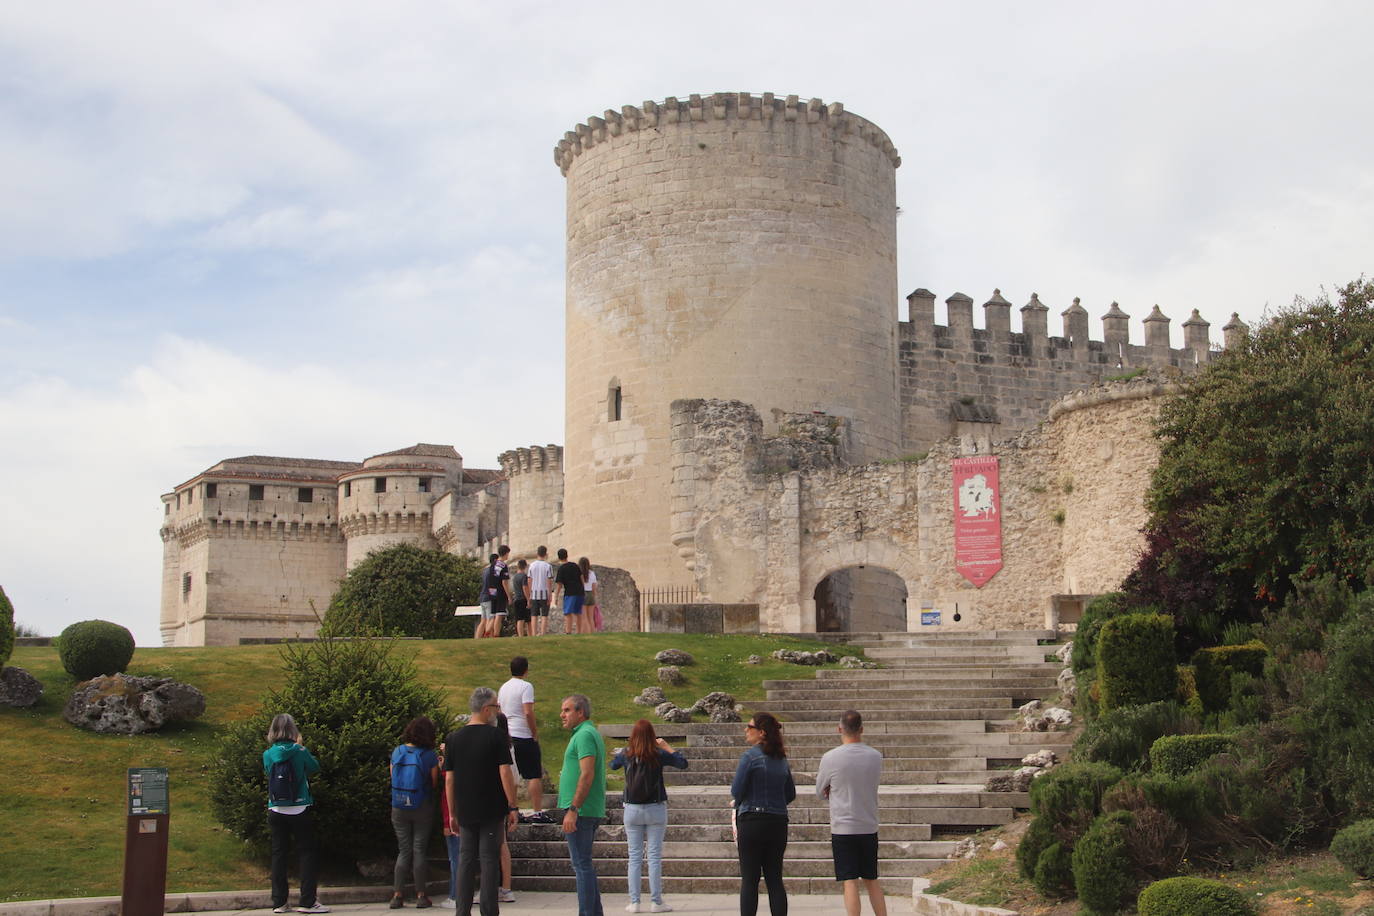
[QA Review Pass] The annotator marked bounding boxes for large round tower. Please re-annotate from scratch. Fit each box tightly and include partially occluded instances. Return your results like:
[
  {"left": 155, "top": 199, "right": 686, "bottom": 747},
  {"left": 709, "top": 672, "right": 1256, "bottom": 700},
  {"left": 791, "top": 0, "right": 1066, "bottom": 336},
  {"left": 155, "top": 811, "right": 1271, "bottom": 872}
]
[{"left": 554, "top": 92, "right": 902, "bottom": 598}]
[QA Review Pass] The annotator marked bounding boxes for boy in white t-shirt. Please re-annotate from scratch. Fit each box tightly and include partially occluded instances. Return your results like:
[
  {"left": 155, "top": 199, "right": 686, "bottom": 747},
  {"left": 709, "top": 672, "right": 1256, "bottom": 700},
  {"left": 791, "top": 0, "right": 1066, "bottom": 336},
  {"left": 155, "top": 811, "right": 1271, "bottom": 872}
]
[
  {"left": 498, "top": 655, "right": 554, "bottom": 822},
  {"left": 525, "top": 545, "right": 555, "bottom": 637}
]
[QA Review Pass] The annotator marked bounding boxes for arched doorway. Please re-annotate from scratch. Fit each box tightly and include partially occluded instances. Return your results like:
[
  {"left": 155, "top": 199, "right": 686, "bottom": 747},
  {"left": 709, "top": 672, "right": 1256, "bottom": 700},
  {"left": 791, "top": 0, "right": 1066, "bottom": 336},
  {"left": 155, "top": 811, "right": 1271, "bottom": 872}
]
[{"left": 814, "top": 565, "right": 908, "bottom": 632}]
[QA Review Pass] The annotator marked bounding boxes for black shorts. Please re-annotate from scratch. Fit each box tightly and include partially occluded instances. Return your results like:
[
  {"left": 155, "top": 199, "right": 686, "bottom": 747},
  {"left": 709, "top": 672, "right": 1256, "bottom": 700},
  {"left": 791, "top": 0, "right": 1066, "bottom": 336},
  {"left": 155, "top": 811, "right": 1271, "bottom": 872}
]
[
  {"left": 510, "top": 600, "right": 530, "bottom": 623},
  {"left": 529, "top": 598, "right": 550, "bottom": 617},
  {"left": 511, "top": 737, "right": 542, "bottom": 780},
  {"left": 831, "top": 833, "right": 879, "bottom": 881}
]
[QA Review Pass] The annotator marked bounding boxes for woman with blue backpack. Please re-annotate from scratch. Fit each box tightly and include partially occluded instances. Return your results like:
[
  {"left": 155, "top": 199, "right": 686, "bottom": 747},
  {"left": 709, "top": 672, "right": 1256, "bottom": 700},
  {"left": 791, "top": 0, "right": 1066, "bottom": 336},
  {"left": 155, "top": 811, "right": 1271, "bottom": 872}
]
[
  {"left": 390, "top": 716, "right": 441, "bottom": 908},
  {"left": 263, "top": 713, "right": 328, "bottom": 913}
]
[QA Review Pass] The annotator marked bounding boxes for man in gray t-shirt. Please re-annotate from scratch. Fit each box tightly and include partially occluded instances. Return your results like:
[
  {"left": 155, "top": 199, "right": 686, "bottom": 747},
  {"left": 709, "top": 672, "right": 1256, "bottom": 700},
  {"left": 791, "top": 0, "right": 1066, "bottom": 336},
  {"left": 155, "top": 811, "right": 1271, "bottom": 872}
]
[{"left": 815, "top": 709, "right": 887, "bottom": 916}]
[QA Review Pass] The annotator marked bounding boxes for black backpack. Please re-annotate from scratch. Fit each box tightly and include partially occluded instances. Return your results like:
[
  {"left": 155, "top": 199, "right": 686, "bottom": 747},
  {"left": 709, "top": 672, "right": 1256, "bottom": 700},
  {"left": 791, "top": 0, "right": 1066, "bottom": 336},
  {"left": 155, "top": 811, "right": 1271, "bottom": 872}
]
[
  {"left": 268, "top": 756, "right": 299, "bottom": 805},
  {"left": 623, "top": 757, "right": 663, "bottom": 804}
]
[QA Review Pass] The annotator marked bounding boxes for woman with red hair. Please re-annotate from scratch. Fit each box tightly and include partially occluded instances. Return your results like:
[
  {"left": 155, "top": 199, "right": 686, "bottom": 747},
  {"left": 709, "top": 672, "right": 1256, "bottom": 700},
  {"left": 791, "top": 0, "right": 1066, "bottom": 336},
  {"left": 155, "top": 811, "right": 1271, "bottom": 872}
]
[{"left": 610, "top": 719, "right": 688, "bottom": 912}]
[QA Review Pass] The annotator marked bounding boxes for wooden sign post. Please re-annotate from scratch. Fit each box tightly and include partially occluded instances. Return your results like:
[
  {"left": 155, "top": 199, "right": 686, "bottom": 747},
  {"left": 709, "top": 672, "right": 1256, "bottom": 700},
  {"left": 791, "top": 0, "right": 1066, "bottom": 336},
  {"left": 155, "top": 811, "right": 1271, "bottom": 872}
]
[{"left": 122, "top": 767, "right": 169, "bottom": 916}]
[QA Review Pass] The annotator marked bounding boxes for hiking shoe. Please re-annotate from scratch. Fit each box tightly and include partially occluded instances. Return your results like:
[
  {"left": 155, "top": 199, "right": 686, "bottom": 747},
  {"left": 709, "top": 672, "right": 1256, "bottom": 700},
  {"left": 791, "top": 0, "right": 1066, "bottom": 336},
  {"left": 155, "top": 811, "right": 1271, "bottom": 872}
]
[
  {"left": 499, "top": 888, "right": 516, "bottom": 903},
  {"left": 416, "top": 896, "right": 433, "bottom": 909},
  {"left": 526, "top": 811, "right": 557, "bottom": 824},
  {"left": 389, "top": 895, "right": 404, "bottom": 909},
  {"left": 297, "top": 905, "right": 331, "bottom": 914}
]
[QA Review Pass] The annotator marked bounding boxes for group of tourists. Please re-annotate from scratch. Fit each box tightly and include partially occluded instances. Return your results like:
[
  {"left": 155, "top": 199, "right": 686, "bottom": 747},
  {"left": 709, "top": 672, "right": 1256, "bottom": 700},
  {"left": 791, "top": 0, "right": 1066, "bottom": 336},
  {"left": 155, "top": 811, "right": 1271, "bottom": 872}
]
[
  {"left": 475, "top": 545, "right": 601, "bottom": 638},
  {"left": 262, "top": 658, "right": 888, "bottom": 916}
]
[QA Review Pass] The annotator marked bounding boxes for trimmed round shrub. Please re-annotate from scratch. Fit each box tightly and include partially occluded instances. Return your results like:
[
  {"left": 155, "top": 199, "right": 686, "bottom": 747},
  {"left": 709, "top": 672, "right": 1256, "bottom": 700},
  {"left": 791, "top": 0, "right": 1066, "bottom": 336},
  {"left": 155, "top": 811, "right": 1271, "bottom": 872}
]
[
  {"left": 319, "top": 542, "right": 482, "bottom": 639},
  {"left": 1097, "top": 612, "right": 1176, "bottom": 711},
  {"left": 1137, "top": 876, "right": 1256, "bottom": 915},
  {"left": 0, "top": 585, "right": 14, "bottom": 668},
  {"left": 210, "top": 639, "right": 451, "bottom": 869},
  {"left": 1192, "top": 641, "right": 1268, "bottom": 712},
  {"left": 1150, "top": 734, "right": 1234, "bottom": 777},
  {"left": 58, "top": 619, "right": 135, "bottom": 681},
  {"left": 1031, "top": 841, "right": 1074, "bottom": 899},
  {"left": 1072, "top": 810, "right": 1137, "bottom": 914},
  {"left": 1030, "top": 761, "right": 1124, "bottom": 834},
  {"left": 1331, "top": 818, "right": 1374, "bottom": 878},
  {"left": 1074, "top": 700, "right": 1194, "bottom": 772},
  {"left": 1016, "top": 812, "right": 1055, "bottom": 880}
]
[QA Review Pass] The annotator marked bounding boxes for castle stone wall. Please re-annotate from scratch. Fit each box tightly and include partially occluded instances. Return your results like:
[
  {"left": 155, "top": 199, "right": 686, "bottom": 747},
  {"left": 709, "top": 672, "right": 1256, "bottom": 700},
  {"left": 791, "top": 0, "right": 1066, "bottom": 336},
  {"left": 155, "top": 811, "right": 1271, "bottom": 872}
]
[
  {"left": 558, "top": 92, "right": 902, "bottom": 599},
  {"left": 498, "top": 445, "right": 563, "bottom": 557}
]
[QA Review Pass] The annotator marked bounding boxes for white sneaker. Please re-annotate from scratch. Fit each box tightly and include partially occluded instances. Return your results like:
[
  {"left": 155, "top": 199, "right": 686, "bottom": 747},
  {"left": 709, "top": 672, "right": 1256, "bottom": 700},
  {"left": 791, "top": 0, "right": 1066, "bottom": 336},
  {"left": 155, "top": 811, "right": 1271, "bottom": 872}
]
[
  {"left": 499, "top": 888, "right": 516, "bottom": 903},
  {"left": 650, "top": 905, "right": 673, "bottom": 913},
  {"left": 296, "top": 904, "right": 331, "bottom": 914},
  {"left": 625, "top": 904, "right": 641, "bottom": 913},
  {"left": 440, "top": 899, "right": 457, "bottom": 910},
  {"left": 273, "top": 908, "right": 290, "bottom": 914}
]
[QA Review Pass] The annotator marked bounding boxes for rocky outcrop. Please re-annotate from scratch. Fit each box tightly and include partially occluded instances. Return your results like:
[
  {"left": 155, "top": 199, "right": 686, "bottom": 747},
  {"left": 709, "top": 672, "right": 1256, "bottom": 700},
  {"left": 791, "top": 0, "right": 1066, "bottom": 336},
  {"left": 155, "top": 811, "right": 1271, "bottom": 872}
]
[
  {"left": 655, "top": 649, "right": 694, "bottom": 666},
  {"left": 658, "top": 665, "right": 685, "bottom": 686},
  {"left": 633, "top": 686, "right": 667, "bottom": 707},
  {"left": 688, "top": 691, "right": 741, "bottom": 723},
  {"left": 63, "top": 674, "right": 206, "bottom": 734},
  {"left": 772, "top": 648, "right": 837, "bottom": 666},
  {"left": 0, "top": 666, "right": 43, "bottom": 707}
]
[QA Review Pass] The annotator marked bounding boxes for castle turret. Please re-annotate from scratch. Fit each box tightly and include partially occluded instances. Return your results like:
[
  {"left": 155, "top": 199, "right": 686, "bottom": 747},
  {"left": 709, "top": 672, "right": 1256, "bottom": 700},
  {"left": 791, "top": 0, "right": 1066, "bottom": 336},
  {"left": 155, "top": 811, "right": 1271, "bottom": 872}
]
[
  {"left": 1143, "top": 304, "right": 1171, "bottom": 357},
  {"left": 1182, "top": 309, "right": 1211, "bottom": 362},
  {"left": 1061, "top": 297, "right": 1089, "bottom": 349},
  {"left": 498, "top": 445, "right": 564, "bottom": 557},
  {"left": 1223, "top": 312, "right": 1249, "bottom": 350},
  {"left": 555, "top": 92, "right": 901, "bottom": 597},
  {"left": 339, "top": 444, "right": 460, "bottom": 568},
  {"left": 983, "top": 289, "right": 1011, "bottom": 341},
  {"left": 1020, "top": 293, "right": 1049, "bottom": 347},
  {"left": 1102, "top": 302, "right": 1131, "bottom": 355},
  {"left": 907, "top": 289, "right": 935, "bottom": 339}
]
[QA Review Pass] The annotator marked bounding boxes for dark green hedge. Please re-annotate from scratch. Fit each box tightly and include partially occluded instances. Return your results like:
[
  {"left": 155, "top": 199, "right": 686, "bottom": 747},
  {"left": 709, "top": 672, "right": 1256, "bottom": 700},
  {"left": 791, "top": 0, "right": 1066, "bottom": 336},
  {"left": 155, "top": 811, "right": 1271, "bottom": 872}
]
[
  {"left": 1097, "top": 613, "right": 1176, "bottom": 711},
  {"left": 0, "top": 585, "right": 13, "bottom": 668},
  {"left": 57, "top": 619, "right": 135, "bottom": 681},
  {"left": 1137, "top": 876, "right": 1256, "bottom": 915},
  {"left": 1074, "top": 700, "right": 1194, "bottom": 772},
  {"left": 1072, "top": 810, "right": 1137, "bottom": 914},
  {"left": 1150, "top": 734, "right": 1235, "bottom": 778},
  {"left": 1192, "top": 641, "right": 1268, "bottom": 711}
]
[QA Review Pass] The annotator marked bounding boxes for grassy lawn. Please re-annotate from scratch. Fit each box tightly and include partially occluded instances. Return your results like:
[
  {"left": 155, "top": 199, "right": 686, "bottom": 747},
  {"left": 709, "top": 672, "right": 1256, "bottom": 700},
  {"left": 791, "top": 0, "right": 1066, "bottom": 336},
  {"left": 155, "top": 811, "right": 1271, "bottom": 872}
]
[
  {"left": 0, "top": 632, "right": 851, "bottom": 902},
  {"left": 921, "top": 816, "right": 1374, "bottom": 914}
]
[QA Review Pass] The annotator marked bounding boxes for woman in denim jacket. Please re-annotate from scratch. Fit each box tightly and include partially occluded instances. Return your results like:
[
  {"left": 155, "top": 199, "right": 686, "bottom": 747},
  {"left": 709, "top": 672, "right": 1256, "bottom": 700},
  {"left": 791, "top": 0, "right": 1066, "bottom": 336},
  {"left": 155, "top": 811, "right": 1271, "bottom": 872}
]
[{"left": 730, "top": 712, "right": 795, "bottom": 916}]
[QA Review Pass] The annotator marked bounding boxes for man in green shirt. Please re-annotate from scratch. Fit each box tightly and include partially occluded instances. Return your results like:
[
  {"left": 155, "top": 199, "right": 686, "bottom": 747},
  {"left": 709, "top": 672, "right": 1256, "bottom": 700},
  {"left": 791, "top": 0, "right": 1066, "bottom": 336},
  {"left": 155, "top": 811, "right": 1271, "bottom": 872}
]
[{"left": 559, "top": 693, "right": 606, "bottom": 916}]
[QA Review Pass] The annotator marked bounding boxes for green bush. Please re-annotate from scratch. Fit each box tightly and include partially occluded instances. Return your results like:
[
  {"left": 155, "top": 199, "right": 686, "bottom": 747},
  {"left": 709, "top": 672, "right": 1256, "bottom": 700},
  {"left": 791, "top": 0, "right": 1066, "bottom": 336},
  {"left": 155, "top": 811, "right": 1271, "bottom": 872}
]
[
  {"left": 1074, "top": 700, "right": 1194, "bottom": 772},
  {"left": 1073, "top": 810, "right": 1137, "bottom": 914},
  {"left": 1137, "top": 876, "right": 1256, "bottom": 915},
  {"left": 1031, "top": 841, "right": 1074, "bottom": 898},
  {"left": 1015, "top": 812, "right": 1054, "bottom": 880},
  {"left": 1331, "top": 818, "right": 1374, "bottom": 878},
  {"left": 1097, "top": 613, "right": 1176, "bottom": 711},
  {"left": 1030, "top": 761, "right": 1124, "bottom": 839},
  {"left": 1306, "top": 597, "right": 1374, "bottom": 818},
  {"left": 0, "top": 585, "right": 13, "bottom": 668},
  {"left": 319, "top": 543, "right": 482, "bottom": 639},
  {"left": 57, "top": 619, "right": 135, "bottom": 681},
  {"left": 1150, "top": 734, "right": 1235, "bottom": 777},
  {"left": 210, "top": 639, "right": 451, "bottom": 869},
  {"left": 1193, "top": 641, "right": 1268, "bottom": 711},
  {"left": 1133, "top": 773, "right": 1216, "bottom": 826},
  {"left": 1176, "top": 665, "right": 1204, "bottom": 718}
]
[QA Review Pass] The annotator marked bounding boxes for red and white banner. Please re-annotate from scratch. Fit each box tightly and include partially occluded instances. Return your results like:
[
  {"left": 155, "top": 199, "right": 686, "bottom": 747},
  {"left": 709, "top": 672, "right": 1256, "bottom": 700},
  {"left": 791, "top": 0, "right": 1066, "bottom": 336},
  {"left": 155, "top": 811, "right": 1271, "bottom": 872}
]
[{"left": 952, "top": 456, "right": 1003, "bottom": 588}]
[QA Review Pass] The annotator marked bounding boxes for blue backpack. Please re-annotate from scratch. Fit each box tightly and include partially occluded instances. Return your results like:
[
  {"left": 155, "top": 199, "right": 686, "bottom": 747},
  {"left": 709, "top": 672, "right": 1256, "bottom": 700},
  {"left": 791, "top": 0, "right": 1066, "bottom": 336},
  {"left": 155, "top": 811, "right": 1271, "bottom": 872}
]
[
  {"left": 268, "top": 756, "right": 299, "bottom": 806},
  {"left": 391, "top": 746, "right": 428, "bottom": 809}
]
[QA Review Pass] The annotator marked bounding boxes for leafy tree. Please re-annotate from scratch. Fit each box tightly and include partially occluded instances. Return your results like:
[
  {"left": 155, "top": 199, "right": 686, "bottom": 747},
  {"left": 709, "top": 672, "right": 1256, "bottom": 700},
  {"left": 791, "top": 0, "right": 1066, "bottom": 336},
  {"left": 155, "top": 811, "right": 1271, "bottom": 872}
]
[
  {"left": 210, "top": 639, "right": 451, "bottom": 868},
  {"left": 1127, "top": 277, "right": 1374, "bottom": 644},
  {"left": 319, "top": 543, "right": 482, "bottom": 639},
  {"left": 0, "top": 585, "right": 14, "bottom": 668}
]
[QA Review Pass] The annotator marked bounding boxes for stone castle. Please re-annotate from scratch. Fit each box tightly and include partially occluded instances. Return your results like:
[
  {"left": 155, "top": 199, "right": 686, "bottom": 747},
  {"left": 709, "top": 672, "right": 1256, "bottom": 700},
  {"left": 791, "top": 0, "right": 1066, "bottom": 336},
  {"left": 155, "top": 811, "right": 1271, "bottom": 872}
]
[{"left": 160, "top": 91, "right": 1247, "bottom": 646}]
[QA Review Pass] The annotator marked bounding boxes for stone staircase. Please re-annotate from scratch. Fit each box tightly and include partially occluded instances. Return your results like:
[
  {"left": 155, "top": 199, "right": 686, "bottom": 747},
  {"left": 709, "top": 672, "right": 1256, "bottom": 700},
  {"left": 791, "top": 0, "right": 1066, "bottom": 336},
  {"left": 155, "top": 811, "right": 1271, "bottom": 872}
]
[{"left": 509, "top": 629, "right": 1067, "bottom": 896}]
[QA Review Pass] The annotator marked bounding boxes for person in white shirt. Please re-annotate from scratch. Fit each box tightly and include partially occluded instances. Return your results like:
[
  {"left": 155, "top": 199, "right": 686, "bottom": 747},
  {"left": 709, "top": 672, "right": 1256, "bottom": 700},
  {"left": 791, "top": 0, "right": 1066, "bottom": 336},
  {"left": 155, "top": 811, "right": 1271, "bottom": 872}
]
[
  {"left": 526, "top": 546, "right": 555, "bottom": 637},
  {"left": 498, "top": 655, "right": 555, "bottom": 823},
  {"left": 815, "top": 710, "right": 887, "bottom": 916}
]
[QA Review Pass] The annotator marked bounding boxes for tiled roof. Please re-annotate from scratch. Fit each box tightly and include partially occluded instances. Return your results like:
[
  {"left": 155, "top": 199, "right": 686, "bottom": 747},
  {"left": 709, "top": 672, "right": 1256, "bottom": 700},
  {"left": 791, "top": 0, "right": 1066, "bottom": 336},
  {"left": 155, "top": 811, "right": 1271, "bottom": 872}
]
[{"left": 372, "top": 444, "right": 460, "bottom": 460}]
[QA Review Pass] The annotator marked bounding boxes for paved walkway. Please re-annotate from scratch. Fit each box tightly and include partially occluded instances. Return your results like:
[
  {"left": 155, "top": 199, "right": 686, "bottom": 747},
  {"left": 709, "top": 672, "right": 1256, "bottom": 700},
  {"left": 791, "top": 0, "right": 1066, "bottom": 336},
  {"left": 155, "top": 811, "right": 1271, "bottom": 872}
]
[{"left": 192, "top": 890, "right": 860, "bottom": 914}]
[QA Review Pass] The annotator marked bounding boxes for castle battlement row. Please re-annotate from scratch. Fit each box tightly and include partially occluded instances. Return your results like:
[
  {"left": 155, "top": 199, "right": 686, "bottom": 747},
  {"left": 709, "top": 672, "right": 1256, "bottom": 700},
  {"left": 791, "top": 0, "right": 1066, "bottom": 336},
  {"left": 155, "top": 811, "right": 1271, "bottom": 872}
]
[
  {"left": 498, "top": 444, "right": 564, "bottom": 476},
  {"left": 555, "top": 92, "right": 900, "bottom": 175}
]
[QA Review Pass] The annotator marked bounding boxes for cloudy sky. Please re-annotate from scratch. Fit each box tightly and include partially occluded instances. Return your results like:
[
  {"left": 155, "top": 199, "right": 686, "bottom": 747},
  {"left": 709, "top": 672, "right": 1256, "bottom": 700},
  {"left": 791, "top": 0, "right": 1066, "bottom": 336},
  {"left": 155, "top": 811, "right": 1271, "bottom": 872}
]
[{"left": 1, "top": 1, "right": 1368, "bottom": 645}]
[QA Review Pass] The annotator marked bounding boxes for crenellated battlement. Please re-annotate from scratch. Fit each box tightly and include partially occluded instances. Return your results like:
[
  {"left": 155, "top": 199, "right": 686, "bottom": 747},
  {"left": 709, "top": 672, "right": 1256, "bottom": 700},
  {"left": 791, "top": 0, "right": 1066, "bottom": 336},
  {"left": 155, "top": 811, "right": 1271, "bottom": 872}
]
[
  {"left": 553, "top": 92, "right": 901, "bottom": 175},
  {"left": 897, "top": 287, "right": 1250, "bottom": 451},
  {"left": 498, "top": 444, "right": 564, "bottom": 477}
]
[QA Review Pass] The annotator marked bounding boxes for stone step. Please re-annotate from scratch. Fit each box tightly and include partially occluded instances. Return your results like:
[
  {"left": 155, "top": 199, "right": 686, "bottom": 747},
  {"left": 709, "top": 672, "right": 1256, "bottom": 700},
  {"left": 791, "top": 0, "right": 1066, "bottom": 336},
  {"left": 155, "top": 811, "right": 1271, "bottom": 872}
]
[
  {"left": 675, "top": 741, "right": 1070, "bottom": 759},
  {"left": 568, "top": 822, "right": 935, "bottom": 842},
  {"left": 660, "top": 770, "right": 996, "bottom": 787},
  {"left": 812, "top": 665, "right": 1062, "bottom": 679},
  {"left": 760, "top": 685, "right": 1054, "bottom": 700},
  {"left": 682, "top": 721, "right": 993, "bottom": 742},
  {"left": 763, "top": 677, "right": 1058, "bottom": 690},
  {"left": 513, "top": 854, "right": 943, "bottom": 878},
  {"left": 862, "top": 648, "right": 1051, "bottom": 662},
  {"left": 754, "top": 700, "right": 1021, "bottom": 714},
  {"left": 554, "top": 806, "right": 1017, "bottom": 828},
  {"left": 663, "top": 755, "right": 990, "bottom": 771},
  {"left": 510, "top": 874, "right": 919, "bottom": 895},
  {"left": 509, "top": 839, "right": 959, "bottom": 859}
]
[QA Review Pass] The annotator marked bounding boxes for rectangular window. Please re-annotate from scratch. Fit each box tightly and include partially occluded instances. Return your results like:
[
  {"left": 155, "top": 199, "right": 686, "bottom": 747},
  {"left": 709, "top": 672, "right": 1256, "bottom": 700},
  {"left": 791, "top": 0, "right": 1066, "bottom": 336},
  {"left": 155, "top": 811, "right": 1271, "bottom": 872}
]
[
  {"left": 164, "top": 503, "right": 170, "bottom": 516},
  {"left": 298, "top": 487, "right": 313, "bottom": 503},
  {"left": 176, "top": 493, "right": 181, "bottom": 509},
  {"left": 187, "top": 488, "right": 193, "bottom": 504},
  {"left": 182, "top": 572, "right": 192, "bottom": 599},
  {"left": 205, "top": 483, "right": 217, "bottom": 499},
  {"left": 374, "top": 477, "right": 387, "bottom": 493},
  {"left": 418, "top": 477, "right": 431, "bottom": 493},
  {"left": 343, "top": 481, "right": 352, "bottom": 497},
  {"left": 249, "top": 484, "right": 264, "bottom": 501}
]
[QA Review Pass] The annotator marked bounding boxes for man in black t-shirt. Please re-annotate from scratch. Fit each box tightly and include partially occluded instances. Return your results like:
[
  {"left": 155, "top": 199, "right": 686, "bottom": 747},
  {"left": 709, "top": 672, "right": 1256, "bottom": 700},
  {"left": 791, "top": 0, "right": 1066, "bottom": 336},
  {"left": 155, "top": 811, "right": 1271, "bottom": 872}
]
[
  {"left": 478, "top": 546, "right": 512, "bottom": 639},
  {"left": 551, "top": 547, "right": 586, "bottom": 635},
  {"left": 445, "top": 687, "right": 518, "bottom": 915}
]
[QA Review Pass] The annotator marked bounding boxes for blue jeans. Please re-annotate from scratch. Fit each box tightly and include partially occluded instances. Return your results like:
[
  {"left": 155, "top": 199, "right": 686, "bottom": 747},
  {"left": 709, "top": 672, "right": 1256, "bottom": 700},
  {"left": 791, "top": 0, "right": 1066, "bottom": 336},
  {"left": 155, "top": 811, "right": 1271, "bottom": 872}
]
[
  {"left": 565, "top": 814, "right": 604, "bottom": 916},
  {"left": 623, "top": 802, "right": 668, "bottom": 905},
  {"left": 445, "top": 832, "right": 460, "bottom": 900}
]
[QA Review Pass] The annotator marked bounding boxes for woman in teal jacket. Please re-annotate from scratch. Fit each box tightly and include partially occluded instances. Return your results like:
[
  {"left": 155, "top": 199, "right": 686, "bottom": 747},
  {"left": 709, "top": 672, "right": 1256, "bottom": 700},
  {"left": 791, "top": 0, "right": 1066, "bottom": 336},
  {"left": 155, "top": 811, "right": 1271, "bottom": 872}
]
[{"left": 262, "top": 713, "right": 328, "bottom": 913}]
